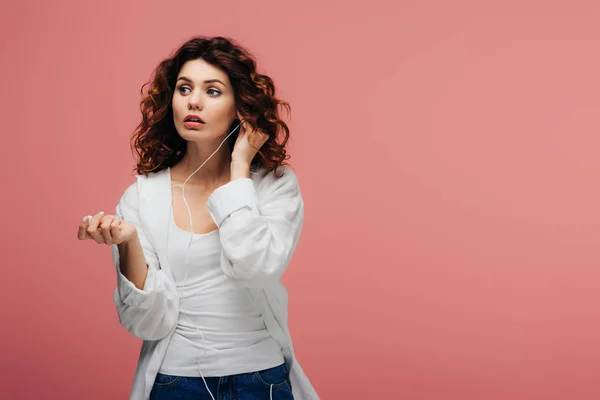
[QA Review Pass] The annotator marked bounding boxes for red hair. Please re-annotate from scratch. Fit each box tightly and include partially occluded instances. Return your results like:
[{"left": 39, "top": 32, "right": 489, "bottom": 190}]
[{"left": 130, "top": 36, "right": 291, "bottom": 177}]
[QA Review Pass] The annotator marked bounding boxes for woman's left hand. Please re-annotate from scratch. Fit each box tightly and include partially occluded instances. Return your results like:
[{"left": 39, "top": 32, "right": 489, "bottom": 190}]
[{"left": 231, "top": 112, "right": 269, "bottom": 166}]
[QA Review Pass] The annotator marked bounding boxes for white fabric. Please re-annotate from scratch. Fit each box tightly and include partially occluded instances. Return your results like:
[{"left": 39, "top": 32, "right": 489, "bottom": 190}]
[
  {"left": 110, "top": 165, "right": 319, "bottom": 400},
  {"left": 159, "top": 219, "right": 283, "bottom": 377}
]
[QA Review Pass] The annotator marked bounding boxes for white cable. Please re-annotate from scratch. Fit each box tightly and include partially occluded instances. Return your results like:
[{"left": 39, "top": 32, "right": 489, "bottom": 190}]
[
  {"left": 198, "top": 360, "right": 216, "bottom": 400},
  {"left": 171, "top": 121, "right": 278, "bottom": 398},
  {"left": 171, "top": 120, "right": 243, "bottom": 270},
  {"left": 170, "top": 120, "right": 242, "bottom": 400}
]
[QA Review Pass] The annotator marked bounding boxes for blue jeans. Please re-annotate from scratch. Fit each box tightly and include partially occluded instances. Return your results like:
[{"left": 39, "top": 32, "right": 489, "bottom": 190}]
[{"left": 149, "top": 363, "right": 294, "bottom": 400}]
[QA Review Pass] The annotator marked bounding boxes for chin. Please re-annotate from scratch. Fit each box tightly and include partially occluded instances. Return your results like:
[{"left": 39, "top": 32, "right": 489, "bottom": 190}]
[{"left": 178, "top": 129, "right": 220, "bottom": 142}]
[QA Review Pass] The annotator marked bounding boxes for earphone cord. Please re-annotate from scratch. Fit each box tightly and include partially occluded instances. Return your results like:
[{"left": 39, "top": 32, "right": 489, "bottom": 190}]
[{"left": 170, "top": 121, "right": 273, "bottom": 400}]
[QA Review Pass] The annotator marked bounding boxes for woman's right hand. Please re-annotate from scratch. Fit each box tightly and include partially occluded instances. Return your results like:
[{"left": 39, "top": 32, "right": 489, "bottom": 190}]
[{"left": 77, "top": 212, "right": 137, "bottom": 245}]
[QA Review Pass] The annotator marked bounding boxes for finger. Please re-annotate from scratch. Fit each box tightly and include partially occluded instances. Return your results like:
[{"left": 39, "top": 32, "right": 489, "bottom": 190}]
[
  {"left": 243, "top": 120, "right": 253, "bottom": 136},
  {"left": 87, "top": 211, "right": 106, "bottom": 244},
  {"left": 259, "top": 131, "right": 269, "bottom": 145},
  {"left": 110, "top": 219, "right": 124, "bottom": 243},
  {"left": 110, "top": 218, "right": 122, "bottom": 229},
  {"left": 99, "top": 215, "right": 116, "bottom": 245},
  {"left": 234, "top": 122, "right": 246, "bottom": 145},
  {"left": 101, "top": 215, "right": 122, "bottom": 244},
  {"left": 248, "top": 130, "right": 268, "bottom": 149},
  {"left": 238, "top": 120, "right": 246, "bottom": 136},
  {"left": 77, "top": 215, "right": 93, "bottom": 240}
]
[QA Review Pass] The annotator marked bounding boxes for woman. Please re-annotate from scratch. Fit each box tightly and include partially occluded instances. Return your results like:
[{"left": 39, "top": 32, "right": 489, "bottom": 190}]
[{"left": 77, "top": 36, "right": 318, "bottom": 400}]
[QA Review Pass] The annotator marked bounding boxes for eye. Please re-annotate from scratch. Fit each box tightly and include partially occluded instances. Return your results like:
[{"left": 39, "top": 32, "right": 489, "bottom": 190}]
[
  {"left": 207, "top": 88, "right": 221, "bottom": 97},
  {"left": 178, "top": 86, "right": 191, "bottom": 95}
]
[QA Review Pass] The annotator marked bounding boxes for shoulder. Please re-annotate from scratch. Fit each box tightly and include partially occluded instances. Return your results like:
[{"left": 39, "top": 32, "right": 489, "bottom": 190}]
[
  {"left": 252, "top": 165, "right": 301, "bottom": 196},
  {"left": 117, "top": 181, "right": 139, "bottom": 212},
  {"left": 119, "top": 168, "right": 168, "bottom": 207}
]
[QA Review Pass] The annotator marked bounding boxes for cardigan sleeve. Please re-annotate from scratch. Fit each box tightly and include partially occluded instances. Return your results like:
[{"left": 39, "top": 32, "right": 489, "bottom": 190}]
[
  {"left": 110, "top": 181, "right": 178, "bottom": 341},
  {"left": 206, "top": 166, "right": 304, "bottom": 286}
]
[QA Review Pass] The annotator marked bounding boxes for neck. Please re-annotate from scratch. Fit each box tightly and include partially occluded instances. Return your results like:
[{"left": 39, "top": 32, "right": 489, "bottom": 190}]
[{"left": 177, "top": 140, "right": 232, "bottom": 184}]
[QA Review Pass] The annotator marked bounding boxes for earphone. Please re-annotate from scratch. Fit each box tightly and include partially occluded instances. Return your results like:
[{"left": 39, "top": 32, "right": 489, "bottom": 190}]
[{"left": 170, "top": 120, "right": 276, "bottom": 399}]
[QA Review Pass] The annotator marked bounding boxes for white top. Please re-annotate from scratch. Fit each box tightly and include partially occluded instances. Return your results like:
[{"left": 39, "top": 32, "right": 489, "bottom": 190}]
[
  {"left": 158, "top": 216, "right": 283, "bottom": 377},
  {"left": 111, "top": 166, "right": 320, "bottom": 399}
]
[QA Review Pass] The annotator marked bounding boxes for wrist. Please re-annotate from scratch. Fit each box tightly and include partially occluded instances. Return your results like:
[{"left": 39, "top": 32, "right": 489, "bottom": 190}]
[
  {"left": 118, "top": 229, "right": 139, "bottom": 248},
  {"left": 230, "top": 160, "right": 251, "bottom": 180}
]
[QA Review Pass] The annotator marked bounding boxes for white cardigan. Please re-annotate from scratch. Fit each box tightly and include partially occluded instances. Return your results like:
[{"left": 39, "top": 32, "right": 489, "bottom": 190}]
[{"left": 110, "top": 165, "right": 319, "bottom": 400}]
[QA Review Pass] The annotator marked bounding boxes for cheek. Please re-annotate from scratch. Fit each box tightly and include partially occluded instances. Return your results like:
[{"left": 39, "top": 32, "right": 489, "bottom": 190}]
[
  {"left": 213, "top": 99, "right": 236, "bottom": 120},
  {"left": 172, "top": 96, "right": 185, "bottom": 117}
]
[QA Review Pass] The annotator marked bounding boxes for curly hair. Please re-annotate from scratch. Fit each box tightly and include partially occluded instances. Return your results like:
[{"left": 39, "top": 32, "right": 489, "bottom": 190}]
[{"left": 130, "top": 36, "right": 292, "bottom": 177}]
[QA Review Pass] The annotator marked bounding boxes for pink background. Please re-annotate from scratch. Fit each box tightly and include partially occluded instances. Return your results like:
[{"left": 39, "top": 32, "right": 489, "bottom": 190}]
[{"left": 1, "top": 0, "right": 600, "bottom": 399}]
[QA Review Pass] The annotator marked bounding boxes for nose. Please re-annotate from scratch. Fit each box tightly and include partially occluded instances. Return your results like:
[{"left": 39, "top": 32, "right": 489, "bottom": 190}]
[{"left": 188, "top": 91, "right": 203, "bottom": 110}]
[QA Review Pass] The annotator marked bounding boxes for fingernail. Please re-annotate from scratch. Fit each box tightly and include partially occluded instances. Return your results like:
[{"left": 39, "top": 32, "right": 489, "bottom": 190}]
[
  {"left": 99, "top": 211, "right": 104, "bottom": 215},
  {"left": 82, "top": 216, "right": 88, "bottom": 223}
]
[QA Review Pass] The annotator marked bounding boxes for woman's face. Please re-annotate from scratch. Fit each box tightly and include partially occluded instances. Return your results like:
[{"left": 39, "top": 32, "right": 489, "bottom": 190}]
[{"left": 172, "top": 58, "right": 237, "bottom": 143}]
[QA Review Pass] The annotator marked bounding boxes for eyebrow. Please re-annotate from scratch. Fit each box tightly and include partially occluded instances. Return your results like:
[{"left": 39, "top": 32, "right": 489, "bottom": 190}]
[{"left": 177, "top": 76, "right": 226, "bottom": 86}]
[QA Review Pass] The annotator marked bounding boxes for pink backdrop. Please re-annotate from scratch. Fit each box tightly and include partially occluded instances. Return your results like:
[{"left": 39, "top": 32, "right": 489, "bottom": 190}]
[{"left": 1, "top": 1, "right": 600, "bottom": 399}]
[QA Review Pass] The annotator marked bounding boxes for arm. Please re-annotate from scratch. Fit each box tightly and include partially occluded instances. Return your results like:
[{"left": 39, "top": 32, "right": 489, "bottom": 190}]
[
  {"left": 116, "top": 233, "right": 147, "bottom": 290},
  {"left": 206, "top": 166, "right": 304, "bottom": 285},
  {"left": 111, "top": 182, "right": 178, "bottom": 341}
]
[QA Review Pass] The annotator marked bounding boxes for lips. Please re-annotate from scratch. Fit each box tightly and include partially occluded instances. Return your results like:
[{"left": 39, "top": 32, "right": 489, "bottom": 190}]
[{"left": 184, "top": 114, "right": 205, "bottom": 123}]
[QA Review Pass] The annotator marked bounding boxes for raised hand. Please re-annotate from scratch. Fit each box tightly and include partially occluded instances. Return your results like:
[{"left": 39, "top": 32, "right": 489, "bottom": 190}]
[{"left": 77, "top": 212, "right": 137, "bottom": 246}]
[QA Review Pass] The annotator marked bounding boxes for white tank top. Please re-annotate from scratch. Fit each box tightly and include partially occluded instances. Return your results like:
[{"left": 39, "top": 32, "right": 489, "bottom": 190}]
[{"left": 158, "top": 213, "right": 284, "bottom": 377}]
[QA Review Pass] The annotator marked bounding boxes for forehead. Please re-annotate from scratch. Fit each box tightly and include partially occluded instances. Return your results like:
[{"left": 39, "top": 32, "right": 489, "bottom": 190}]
[{"left": 177, "top": 59, "right": 230, "bottom": 84}]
